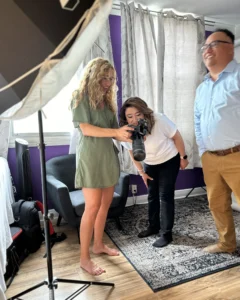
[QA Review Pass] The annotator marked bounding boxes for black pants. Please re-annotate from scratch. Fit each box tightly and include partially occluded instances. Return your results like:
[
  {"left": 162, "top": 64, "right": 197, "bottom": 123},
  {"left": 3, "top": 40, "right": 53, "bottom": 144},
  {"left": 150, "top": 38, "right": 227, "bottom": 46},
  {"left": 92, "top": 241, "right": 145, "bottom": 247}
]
[{"left": 144, "top": 153, "right": 180, "bottom": 234}]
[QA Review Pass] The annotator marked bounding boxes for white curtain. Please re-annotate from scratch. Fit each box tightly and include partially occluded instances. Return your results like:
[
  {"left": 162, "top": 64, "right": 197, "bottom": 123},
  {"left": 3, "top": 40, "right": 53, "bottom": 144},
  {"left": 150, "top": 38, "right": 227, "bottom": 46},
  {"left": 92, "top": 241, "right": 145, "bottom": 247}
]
[
  {"left": 68, "top": 19, "right": 117, "bottom": 154},
  {"left": 121, "top": 2, "right": 164, "bottom": 174},
  {"left": 0, "top": 121, "right": 10, "bottom": 159},
  {"left": 121, "top": 2, "right": 164, "bottom": 112},
  {"left": 121, "top": 3, "right": 205, "bottom": 173},
  {"left": 163, "top": 11, "right": 206, "bottom": 168}
]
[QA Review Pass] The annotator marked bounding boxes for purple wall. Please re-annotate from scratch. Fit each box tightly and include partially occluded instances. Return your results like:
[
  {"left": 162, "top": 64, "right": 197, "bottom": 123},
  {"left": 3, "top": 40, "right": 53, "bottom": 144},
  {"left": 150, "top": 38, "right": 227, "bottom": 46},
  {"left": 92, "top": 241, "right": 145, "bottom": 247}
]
[
  {"left": 7, "top": 14, "right": 206, "bottom": 202},
  {"left": 206, "top": 30, "right": 213, "bottom": 38},
  {"left": 109, "top": 15, "right": 122, "bottom": 108},
  {"left": 8, "top": 146, "right": 69, "bottom": 203}
]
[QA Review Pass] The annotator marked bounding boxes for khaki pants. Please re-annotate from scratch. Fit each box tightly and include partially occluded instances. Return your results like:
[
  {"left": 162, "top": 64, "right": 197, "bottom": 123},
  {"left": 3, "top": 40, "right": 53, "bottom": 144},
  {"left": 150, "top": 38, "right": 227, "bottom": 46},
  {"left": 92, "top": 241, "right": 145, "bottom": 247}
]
[{"left": 201, "top": 151, "right": 240, "bottom": 251}]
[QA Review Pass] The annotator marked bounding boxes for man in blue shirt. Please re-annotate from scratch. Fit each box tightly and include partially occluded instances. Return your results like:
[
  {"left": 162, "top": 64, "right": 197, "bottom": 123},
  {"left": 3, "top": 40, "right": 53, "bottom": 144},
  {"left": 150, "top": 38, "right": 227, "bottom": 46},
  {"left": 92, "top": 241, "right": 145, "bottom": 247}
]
[{"left": 194, "top": 29, "right": 240, "bottom": 254}]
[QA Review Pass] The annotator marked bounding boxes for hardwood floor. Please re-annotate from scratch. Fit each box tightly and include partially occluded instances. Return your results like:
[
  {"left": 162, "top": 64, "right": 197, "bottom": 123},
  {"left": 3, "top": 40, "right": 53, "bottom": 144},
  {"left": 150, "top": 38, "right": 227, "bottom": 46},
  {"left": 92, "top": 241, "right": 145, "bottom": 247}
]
[{"left": 5, "top": 223, "right": 240, "bottom": 300}]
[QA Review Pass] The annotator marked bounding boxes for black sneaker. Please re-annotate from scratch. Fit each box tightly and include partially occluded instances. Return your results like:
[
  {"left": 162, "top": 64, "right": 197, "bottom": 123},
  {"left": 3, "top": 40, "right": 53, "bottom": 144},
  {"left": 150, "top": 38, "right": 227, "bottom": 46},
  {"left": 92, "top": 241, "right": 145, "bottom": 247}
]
[
  {"left": 152, "top": 232, "right": 173, "bottom": 248},
  {"left": 138, "top": 227, "right": 159, "bottom": 238}
]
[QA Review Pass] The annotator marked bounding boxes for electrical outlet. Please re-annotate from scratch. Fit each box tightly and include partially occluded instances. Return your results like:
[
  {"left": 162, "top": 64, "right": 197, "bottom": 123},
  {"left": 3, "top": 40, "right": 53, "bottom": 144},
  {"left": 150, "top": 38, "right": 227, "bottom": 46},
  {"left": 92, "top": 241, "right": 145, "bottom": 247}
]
[{"left": 132, "top": 184, "right": 137, "bottom": 194}]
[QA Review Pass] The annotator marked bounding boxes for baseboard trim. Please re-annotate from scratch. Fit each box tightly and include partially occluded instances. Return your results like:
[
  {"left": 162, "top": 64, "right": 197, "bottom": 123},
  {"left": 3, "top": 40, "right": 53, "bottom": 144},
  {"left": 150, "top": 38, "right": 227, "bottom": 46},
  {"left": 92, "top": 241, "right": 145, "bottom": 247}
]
[
  {"left": 126, "top": 186, "right": 207, "bottom": 207},
  {"left": 231, "top": 194, "right": 240, "bottom": 212},
  {"left": 231, "top": 203, "right": 240, "bottom": 212}
]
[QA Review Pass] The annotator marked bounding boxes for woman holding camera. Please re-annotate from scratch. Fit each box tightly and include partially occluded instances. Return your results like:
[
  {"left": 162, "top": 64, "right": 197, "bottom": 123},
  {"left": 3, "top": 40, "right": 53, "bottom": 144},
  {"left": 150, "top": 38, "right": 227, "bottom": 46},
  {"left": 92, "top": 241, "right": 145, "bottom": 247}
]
[
  {"left": 119, "top": 97, "right": 188, "bottom": 247},
  {"left": 71, "top": 58, "right": 133, "bottom": 275}
]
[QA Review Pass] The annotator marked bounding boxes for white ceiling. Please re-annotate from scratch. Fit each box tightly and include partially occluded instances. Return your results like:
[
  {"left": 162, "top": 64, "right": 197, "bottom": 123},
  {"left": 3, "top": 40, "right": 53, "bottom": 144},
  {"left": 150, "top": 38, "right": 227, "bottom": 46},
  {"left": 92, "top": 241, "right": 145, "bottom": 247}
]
[{"left": 113, "top": 0, "right": 240, "bottom": 25}]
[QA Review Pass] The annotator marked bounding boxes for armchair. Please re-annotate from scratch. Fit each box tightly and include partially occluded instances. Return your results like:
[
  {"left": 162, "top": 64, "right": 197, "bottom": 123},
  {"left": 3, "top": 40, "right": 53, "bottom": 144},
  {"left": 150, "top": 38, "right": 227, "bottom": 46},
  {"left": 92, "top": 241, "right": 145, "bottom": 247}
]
[{"left": 46, "top": 154, "right": 130, "bottom": 235}]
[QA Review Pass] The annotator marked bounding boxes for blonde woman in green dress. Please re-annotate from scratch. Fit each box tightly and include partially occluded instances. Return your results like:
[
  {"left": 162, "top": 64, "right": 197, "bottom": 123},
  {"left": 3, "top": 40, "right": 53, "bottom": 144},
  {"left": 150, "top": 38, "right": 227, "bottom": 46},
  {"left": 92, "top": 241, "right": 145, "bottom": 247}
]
[{"left": 71, "top": 58, "right": 133, "bottom": 276}]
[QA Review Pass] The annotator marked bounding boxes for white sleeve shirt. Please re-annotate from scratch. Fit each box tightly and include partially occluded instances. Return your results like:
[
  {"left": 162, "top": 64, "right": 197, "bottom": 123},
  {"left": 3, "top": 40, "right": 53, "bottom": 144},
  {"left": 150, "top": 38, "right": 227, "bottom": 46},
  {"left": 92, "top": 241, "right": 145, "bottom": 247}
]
[{"left": 122, "top": 113, "right": 178, "bottom": 165}]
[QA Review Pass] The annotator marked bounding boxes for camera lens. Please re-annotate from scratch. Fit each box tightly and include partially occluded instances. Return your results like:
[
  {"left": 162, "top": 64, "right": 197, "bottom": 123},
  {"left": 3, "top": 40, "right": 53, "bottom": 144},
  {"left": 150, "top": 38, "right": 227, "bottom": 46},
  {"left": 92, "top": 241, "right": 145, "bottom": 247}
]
[
  {"left": 133, "top": 149, "right": 146, "bottom": 161},
  {"left": 132, "top": 138, "right": 146, "bottom": 161}
]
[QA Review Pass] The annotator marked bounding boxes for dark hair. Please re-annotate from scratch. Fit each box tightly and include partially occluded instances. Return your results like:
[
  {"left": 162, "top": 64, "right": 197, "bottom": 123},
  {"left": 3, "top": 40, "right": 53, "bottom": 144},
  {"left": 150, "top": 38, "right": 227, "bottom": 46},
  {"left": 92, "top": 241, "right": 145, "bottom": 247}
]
[
  {"left": 119, "top": 97, "right": 155, "bottom": 133},
  {"left": 214, "top": 28, "right": 235, "bottom": 44}
]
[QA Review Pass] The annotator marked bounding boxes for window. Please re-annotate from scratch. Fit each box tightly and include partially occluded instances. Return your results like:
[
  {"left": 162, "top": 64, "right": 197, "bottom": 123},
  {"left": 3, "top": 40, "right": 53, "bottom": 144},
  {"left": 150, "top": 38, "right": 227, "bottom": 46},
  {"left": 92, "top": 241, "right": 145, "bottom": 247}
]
[{"left": 10, "top": 75, "right": 80, "bottom": 147}]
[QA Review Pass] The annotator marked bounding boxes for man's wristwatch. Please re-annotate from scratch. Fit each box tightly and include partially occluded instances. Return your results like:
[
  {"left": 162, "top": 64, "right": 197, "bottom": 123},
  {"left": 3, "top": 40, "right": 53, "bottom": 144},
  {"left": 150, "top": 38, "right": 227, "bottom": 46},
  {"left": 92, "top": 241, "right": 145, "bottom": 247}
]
[{"left": 180, "top": 155, "right": 188, "bottom": 160}]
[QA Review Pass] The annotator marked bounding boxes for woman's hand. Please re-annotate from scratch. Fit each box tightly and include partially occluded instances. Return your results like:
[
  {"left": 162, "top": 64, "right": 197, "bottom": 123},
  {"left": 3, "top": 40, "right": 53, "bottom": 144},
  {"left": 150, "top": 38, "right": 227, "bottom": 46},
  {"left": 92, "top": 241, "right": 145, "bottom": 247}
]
[
  {"left": 115, "top": 125, "right": 134, "bottom": 142},
  {"left": 140, "top": 172, "right": 153, "bottom": 188},
  {"left": 180, "top": 159, "right": 189, "bottom": 170}
]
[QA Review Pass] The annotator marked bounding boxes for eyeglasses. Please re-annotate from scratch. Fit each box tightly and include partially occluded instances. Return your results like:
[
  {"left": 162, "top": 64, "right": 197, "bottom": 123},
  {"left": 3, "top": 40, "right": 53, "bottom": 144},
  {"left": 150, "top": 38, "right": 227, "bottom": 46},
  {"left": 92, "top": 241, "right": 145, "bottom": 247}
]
[{"left": 200, "top": 40, "right": 233, "bottom": 53}]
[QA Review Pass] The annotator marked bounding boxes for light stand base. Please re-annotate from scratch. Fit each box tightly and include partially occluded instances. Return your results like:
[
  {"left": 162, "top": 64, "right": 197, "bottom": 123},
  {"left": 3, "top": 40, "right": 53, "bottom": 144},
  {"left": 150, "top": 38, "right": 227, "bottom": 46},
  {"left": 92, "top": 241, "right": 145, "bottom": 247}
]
[{"left": 8, "top": 277, "right": 114, "bottom": 300}]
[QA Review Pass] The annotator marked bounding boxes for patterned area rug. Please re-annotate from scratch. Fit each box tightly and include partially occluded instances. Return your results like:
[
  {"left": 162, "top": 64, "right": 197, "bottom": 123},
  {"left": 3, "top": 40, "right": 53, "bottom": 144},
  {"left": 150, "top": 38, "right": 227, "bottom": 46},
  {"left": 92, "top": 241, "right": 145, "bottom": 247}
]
[{"left": 105, "top": 196, "right": 240, "bottom": 292}]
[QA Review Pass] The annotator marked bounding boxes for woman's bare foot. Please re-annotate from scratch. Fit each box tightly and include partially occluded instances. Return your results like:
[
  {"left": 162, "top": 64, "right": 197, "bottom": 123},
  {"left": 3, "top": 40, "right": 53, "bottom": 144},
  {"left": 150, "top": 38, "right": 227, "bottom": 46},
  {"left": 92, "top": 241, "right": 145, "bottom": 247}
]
[
  {"left": 80, "top": 259, "right": 106, "bottom": 276},
  {"left": 92, "top": 244, "right": 120, "bottom": 256}
]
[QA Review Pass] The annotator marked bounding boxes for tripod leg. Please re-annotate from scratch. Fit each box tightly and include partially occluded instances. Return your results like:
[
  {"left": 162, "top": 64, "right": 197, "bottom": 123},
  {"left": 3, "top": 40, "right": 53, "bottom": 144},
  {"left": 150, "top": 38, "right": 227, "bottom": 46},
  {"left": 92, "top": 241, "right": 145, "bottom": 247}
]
[
  {"left": 185, "top": 187, "right": 194, "bottom": 198},
  {"left": 8, "top": 281, "right": 47, "bottom": 300},
  {"left": 64, "top": 284, "right": 90, "bottom": 300},
  {"left": 58, "top": 278, "right": 114, "bottom": 287}
]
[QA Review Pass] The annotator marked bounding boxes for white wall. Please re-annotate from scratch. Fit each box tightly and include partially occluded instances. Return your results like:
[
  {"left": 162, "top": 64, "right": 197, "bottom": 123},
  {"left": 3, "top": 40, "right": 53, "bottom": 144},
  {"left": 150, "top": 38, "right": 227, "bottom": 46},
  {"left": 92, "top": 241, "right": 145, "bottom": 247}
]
[
  {"left": 235, "top": 46, "right": 240, "bottom": 62},
  {"left": 205, "top": 21, "right": 235, "bottom": 33},
  {"left": 234, "top": 25, "right": 240, "bottom": 63},
  {"left": 235, "top": 25, "right": 240, "bottom": 39}
]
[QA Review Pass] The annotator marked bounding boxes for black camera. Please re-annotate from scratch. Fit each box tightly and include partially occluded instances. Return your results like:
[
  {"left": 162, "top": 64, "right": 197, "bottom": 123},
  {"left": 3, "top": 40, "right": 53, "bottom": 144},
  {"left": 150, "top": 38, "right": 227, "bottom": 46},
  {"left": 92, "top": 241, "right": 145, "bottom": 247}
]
[{"left": 129, "top": 119, "right": 148, "bottom": 161}]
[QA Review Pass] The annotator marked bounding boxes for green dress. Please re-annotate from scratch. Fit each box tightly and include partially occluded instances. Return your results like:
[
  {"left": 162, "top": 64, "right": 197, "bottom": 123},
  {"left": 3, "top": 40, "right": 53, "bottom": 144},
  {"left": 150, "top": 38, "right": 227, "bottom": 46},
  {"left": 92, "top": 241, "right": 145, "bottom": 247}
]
[{"left": 71, "top": 94, "right": 120, "bottom": 189}]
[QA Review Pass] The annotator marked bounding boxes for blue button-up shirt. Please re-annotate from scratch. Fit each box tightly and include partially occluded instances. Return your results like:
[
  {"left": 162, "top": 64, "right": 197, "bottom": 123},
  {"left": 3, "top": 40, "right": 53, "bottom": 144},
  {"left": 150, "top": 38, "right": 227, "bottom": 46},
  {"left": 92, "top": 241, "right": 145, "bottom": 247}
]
[{"left": 194, "top": 59, "right": 240, "bottom": 156}]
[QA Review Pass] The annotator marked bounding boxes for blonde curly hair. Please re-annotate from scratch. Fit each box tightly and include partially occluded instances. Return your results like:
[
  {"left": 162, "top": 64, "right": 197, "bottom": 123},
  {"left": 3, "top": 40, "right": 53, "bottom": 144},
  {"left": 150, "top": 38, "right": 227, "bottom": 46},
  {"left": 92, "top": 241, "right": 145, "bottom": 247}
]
[{"left": 71, "top": 57, "right": 117, "bottom": 112}]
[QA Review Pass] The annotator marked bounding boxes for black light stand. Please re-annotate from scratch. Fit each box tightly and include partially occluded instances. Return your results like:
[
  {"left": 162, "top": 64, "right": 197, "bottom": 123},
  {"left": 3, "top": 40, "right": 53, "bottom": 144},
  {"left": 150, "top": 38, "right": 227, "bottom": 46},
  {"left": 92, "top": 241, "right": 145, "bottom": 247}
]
[{"left": 8, "top": 110, "right": 114, "bottom": 300}]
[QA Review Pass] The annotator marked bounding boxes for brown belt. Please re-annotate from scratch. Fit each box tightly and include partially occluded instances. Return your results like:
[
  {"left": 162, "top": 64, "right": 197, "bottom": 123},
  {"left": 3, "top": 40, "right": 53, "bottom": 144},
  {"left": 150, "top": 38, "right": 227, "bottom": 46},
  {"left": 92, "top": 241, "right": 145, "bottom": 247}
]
[{"left": 209, "top": 145, "right": 240, "bottom": 156}]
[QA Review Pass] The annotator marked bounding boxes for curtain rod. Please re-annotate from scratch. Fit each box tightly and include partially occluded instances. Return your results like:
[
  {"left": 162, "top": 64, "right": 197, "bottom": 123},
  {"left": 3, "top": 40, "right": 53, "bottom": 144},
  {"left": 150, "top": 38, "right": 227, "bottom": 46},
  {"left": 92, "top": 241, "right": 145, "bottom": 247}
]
[{"left": 112, "top": 3, "right": 215, "bottom": 25}]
